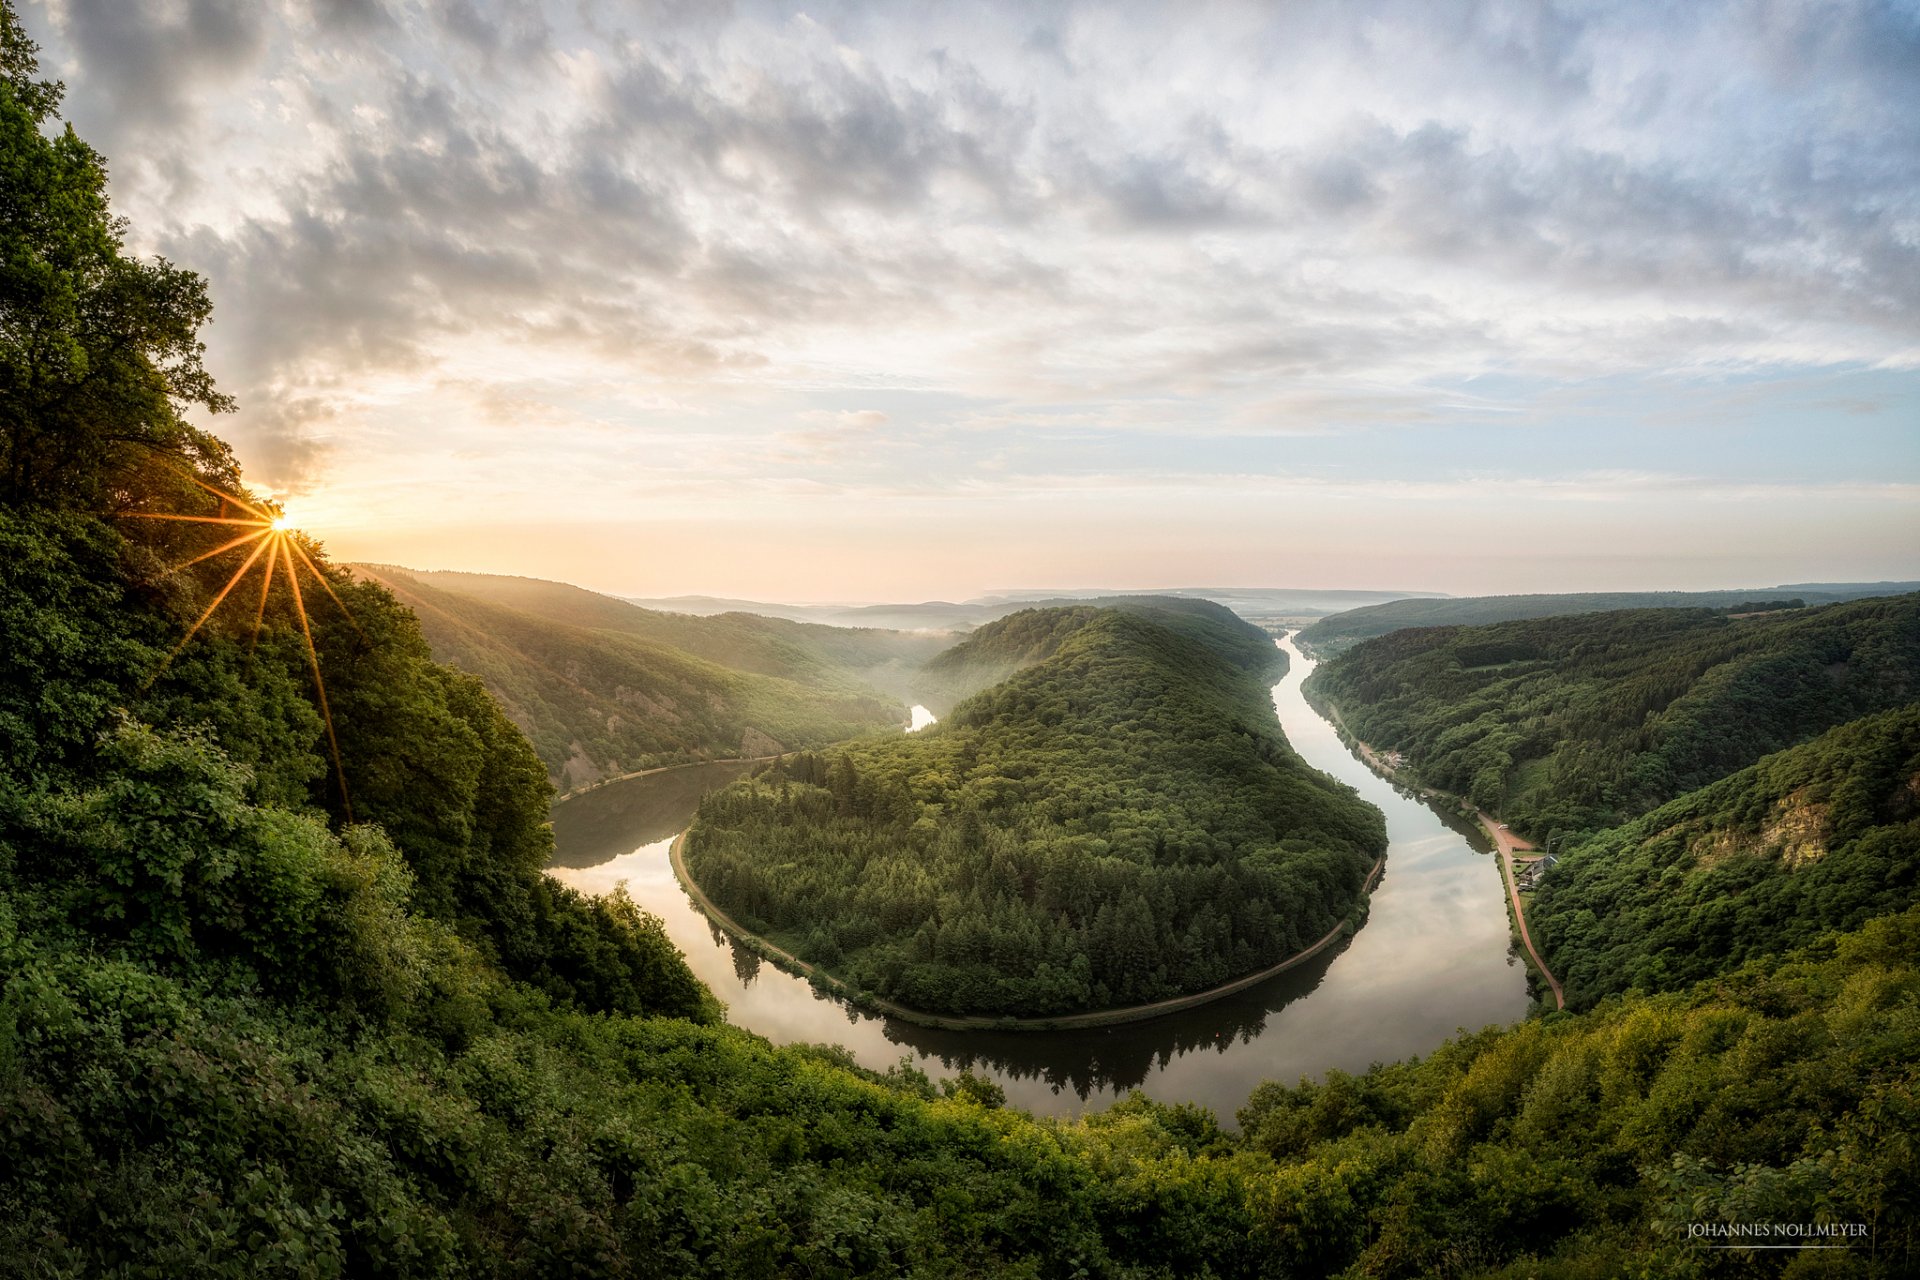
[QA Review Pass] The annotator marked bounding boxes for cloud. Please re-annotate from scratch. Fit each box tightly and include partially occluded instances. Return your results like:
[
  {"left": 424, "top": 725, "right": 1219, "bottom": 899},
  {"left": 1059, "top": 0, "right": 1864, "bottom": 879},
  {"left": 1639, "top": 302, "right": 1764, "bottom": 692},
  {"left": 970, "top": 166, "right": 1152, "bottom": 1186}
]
[
  {"left": 16, "top": 0, "right": 1917, "bottom": 511},
  {"left": 798, "top": 409, "right": 890, "bottom": 430}
]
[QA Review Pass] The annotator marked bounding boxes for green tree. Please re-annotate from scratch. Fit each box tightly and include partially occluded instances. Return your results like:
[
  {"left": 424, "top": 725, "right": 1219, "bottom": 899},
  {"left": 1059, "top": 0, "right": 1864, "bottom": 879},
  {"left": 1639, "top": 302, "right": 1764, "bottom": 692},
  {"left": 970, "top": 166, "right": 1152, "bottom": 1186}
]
[{"left": 0, "top": 9, "right": 233, "bottom": 508}]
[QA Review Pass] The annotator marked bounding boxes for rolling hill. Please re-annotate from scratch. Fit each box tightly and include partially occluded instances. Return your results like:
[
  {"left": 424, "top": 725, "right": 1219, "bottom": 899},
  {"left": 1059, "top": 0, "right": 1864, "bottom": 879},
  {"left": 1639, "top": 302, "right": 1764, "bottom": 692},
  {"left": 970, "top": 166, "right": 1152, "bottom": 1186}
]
[
  {"left": 1296, "top": 582, "right": 1920, "bottom": 656},
  {"left": 355, "top": 566, "right": 913, "bottom": 789},
  {"left": 631, "top": 585, "right": 1442, "bottom": 633}
]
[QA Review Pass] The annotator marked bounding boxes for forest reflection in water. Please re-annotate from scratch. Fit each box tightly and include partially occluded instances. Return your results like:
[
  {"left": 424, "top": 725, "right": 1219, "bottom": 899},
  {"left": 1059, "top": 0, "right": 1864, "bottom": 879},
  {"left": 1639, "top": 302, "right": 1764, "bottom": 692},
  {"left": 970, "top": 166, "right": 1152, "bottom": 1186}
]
[{"left": 547, "top": 636, "right": 1529, "bottom": 1119}]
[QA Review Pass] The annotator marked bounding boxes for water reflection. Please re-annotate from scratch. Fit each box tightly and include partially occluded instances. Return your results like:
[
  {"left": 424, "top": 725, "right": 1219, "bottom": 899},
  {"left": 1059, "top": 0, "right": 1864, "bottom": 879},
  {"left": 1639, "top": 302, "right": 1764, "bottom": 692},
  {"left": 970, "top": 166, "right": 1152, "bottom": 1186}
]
[
  {"left": 549, "top": 760, "right": 757, "bottom": 868},
  {"left": 546, "top": 635, "right": 1529, "bottom": 1119}
]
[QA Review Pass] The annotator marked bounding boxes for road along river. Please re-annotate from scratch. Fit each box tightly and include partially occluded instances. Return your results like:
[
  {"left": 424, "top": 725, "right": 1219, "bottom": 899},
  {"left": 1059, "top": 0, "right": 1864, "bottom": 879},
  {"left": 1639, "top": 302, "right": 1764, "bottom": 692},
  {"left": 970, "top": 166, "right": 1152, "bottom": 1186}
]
[{"left": 548, "top": 634, "right": 1529, "bottom": 1120}]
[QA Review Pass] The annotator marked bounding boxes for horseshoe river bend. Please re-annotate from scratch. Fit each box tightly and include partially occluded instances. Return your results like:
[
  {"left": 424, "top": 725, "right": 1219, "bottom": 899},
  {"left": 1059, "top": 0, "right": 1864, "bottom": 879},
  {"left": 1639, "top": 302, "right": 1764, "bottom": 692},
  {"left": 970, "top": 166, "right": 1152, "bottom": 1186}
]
[{"left": 547, "top": 634, "right": 1531, "bottom": 1120}]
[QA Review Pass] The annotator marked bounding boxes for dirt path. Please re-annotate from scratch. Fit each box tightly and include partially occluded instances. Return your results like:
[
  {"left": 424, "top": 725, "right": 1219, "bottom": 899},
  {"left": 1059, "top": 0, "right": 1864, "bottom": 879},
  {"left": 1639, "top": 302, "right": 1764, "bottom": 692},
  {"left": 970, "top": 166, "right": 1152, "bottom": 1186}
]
[
  {"left": 1478, "top": 811, "right": 1565, "bottom": 1010},
  {"left": 669, "top": 833, "right": 1387, "bottom": 1032},
  {"left": 1316, "top": 695, "right": 1567, "bottom": 1011}
]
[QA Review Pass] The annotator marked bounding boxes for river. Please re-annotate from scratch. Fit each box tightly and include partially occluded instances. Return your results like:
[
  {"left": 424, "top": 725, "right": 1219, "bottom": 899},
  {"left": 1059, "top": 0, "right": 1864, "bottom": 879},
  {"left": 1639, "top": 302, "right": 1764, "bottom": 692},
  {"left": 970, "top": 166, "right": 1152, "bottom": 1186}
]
[{"left": 547, "top": 634, "right": 1530, "bottom": 1121}]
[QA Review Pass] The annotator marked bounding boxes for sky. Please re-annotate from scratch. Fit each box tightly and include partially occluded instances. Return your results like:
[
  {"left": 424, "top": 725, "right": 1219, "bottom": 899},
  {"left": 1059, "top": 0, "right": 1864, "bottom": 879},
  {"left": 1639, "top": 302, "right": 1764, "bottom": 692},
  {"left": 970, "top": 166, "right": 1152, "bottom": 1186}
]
[{"left": 22, "top": 0, "right": 1920, "bottom": 601}]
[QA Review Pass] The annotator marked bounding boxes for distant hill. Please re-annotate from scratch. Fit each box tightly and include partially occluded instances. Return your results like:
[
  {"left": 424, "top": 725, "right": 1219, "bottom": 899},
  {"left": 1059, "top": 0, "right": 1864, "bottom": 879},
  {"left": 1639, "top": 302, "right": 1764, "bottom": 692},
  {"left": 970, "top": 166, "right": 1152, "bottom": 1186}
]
[
  {"left": 972, "top": 586, "right": 1446, "bottom": 625},
  {"left": 627, "top": 594, "right": 988, "bottom": 631},
  {"left": 632, "top": 586, "right": 1444, "bottom": 633},
  {"left": 1303, "top": 593, "right": 1920, "bottom": 837},
  {"left": 1534, "top": 706, "right": 1920, "bottom": 1009},
  {"left": 1297, "top": 583, "right": 1920, "bottom": 656},
  {"left": 383, "top": 569, "right": 950, "bottom": 700},
  {"left": 354, "top": 567, "right": 912, "bottom": 789},
  {"left": 912, "top": 595, "right": 1278, "bottom": 713}
]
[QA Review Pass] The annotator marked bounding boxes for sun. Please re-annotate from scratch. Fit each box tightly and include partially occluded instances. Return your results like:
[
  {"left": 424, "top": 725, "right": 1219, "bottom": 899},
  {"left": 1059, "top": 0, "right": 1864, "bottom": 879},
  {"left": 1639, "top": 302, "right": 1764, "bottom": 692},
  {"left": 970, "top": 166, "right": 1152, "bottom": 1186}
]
[{"left": 121, "top": 476, "right": 359, "bottom": 821}]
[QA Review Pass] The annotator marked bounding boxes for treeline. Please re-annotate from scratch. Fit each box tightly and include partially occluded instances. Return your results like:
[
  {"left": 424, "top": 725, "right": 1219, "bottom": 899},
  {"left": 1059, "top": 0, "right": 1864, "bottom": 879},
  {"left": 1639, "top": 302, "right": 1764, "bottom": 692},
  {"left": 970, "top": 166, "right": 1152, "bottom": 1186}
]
[
  {"left": 684, "top": 604, "right": 1383, "bottom": 1017},
  {"left": 1292, "top": 587, "right": 1911, "bottom": 656},
  {"left": 363, "top": 567, "right": 907, "bottom": 789},
  {"left": 1304, "top": 596, "right": 1920, "bottom": 839}
]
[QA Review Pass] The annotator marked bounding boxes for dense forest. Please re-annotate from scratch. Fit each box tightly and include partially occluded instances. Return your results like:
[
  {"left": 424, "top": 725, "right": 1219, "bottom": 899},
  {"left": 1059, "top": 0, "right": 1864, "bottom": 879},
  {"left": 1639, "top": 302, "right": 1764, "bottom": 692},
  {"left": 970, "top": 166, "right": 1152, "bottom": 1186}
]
[
  {"left": 4, "top": 9, "right": 1918, "bottom": 1274},
  {"left": 1531, "top": 706, "right": 1920, "bottom": 1009},
  {"left": 684, "top": 604, "right": 1386, "bottom": 1017},
  {"left": 361, "top": 567, "right": 909, "bottom": 789},
  {"left": 1295, "top": 585, "right": 1917, "bottom": 656},
  {"left": 1304, "top": 597, "right": 1920, "bottom": 838}
]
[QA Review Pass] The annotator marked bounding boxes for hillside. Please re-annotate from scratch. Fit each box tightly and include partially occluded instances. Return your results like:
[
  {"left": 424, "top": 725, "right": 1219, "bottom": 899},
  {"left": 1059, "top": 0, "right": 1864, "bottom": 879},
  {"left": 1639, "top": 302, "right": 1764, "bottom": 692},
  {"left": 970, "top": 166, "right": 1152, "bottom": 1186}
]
[
  {"left": 684, "top": 603, "right": 1384, "bottom": 1017},
  {"left": 1296, "top": 583, "right": 1920, "bottom": 656},
  {"left": 387, "top": 568, "right": 951, "bottom": 698},
  {"left": 357, "top": 566, "right": 907, "bottom": 789},
  {"left": 1303, "top": 594, "right": 1920, "bottom": 838},
  {"left": 912, "top": 596, "right": 1282, "bottom": 714},
  {"left": 1532, "top": 705, "right": 1920, "bottom": 1009}
]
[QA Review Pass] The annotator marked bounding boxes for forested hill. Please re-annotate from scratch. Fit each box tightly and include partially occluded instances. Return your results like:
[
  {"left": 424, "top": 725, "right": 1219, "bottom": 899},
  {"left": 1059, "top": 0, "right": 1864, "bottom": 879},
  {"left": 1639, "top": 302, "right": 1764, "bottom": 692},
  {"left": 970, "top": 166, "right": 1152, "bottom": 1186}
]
[
  {"left": 684, "top": 604, "right": 1384, "bottom": 1018},
  {"left": 1533, "top": 706, "right": 1920, "bottom": 1009},
  {"left": 913, "top": 595, "right": 1278, "bottom": 713},
  {"left": 1296, "top": 583, "right": 1919, "bottom": 656},
  {"left": 375, "top": 566, "right": 951, "bottom": 697},
  {"left": 1303, "top": 594, "right": 1920, "bottom": 837},
  {"left": 357, "top": 566, "right": 907, "bottom": 789}
]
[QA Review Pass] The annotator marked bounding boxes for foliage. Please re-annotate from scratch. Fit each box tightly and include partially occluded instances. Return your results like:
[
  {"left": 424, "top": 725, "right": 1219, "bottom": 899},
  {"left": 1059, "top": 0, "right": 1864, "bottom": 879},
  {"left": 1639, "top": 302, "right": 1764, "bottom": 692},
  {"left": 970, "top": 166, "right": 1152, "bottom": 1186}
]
[
  {"left": 0, "top": 11, "right": 234, "bottom": 507},
  {"left": 1232, "top": 908, "right": 1920, "bottom": 1278},
  {"left": 685, "top": 604, "right": 1383, "bottom": 1016},
  {"left": 361, "top": 567, "right": 911, "bottom": 789}
]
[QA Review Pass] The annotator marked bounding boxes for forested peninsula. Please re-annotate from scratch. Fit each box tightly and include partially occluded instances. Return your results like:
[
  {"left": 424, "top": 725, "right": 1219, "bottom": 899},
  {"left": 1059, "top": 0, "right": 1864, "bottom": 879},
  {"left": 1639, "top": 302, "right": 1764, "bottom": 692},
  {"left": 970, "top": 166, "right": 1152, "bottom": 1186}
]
[{"left": 682, "top": 602, "right": 1386, "bottom": 1018}]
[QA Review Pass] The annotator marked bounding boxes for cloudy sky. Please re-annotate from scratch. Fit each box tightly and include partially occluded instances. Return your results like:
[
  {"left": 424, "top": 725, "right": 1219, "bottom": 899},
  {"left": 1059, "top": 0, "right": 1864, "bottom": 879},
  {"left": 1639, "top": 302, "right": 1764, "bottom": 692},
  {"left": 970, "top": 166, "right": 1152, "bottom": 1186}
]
[{"left": 24, "top": 0, "right": 1920, "bottom": 599}]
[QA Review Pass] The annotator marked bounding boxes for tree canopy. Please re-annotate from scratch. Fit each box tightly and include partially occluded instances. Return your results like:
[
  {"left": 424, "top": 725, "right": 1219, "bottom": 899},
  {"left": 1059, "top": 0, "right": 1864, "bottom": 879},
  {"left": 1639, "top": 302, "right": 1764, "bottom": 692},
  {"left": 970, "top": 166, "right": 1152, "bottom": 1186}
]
[{"left": 0, "top": 11, "right": 233, "bottom": 508}]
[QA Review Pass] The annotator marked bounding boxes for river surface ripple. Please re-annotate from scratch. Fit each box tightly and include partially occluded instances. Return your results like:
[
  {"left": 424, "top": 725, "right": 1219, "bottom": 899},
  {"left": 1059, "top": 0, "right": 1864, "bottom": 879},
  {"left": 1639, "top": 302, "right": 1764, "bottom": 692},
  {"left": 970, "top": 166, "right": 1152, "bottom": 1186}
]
[{"left": 547, "top": 634, "right": 1529, "bottom": 1120}]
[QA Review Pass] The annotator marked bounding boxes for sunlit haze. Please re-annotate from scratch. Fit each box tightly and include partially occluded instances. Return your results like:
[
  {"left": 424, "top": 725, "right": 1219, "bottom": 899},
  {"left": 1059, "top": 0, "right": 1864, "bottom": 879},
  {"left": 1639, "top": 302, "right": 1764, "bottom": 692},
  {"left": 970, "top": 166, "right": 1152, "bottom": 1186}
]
[{"left": 26, "top": 0, "right": 1918, "bottom": 600}]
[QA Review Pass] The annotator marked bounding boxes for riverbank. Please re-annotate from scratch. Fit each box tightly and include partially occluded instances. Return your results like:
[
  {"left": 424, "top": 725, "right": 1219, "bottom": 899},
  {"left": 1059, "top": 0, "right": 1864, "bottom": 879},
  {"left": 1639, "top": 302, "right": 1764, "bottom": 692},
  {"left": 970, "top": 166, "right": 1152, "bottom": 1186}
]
[
  {"left": 557, "top": 752, "right": 784, "bottom": 801},
  {"left": 669, "top": 831, "right": 1386, "bottom": 1032},
  {"left": 1306, "top": 686, "right": 1565, "bottom": 1009}
]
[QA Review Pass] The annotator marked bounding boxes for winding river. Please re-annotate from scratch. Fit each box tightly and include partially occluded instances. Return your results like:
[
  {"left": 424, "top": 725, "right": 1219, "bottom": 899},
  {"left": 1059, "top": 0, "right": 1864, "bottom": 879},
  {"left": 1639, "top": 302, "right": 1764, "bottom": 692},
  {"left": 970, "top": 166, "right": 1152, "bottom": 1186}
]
[{"left": 547, "top": 635, "right": 1529, "bottom": 1120}]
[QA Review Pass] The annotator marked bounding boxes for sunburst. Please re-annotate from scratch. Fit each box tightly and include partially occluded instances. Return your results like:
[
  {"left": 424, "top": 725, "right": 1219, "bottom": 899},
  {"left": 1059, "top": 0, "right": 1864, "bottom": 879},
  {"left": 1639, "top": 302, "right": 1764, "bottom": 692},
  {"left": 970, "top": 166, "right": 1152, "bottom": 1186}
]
[{"left": 124, "top": 478, "right": 358, "bottom": 822}]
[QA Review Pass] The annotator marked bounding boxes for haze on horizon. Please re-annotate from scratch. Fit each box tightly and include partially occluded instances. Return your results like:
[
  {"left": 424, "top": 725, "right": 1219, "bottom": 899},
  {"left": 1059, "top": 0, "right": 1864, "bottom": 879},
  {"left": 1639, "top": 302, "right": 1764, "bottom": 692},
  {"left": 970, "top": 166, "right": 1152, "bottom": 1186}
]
[{"left": 23, "top": 0, "right": 1919, "bottom": 602}]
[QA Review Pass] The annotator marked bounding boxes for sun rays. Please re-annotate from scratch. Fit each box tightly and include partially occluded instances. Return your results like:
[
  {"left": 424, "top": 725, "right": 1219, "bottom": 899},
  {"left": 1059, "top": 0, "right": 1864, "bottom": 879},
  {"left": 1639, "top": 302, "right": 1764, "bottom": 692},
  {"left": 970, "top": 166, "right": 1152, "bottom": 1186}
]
[{"left": 125, "top": 479, "right": 357, "bottom": 822}]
